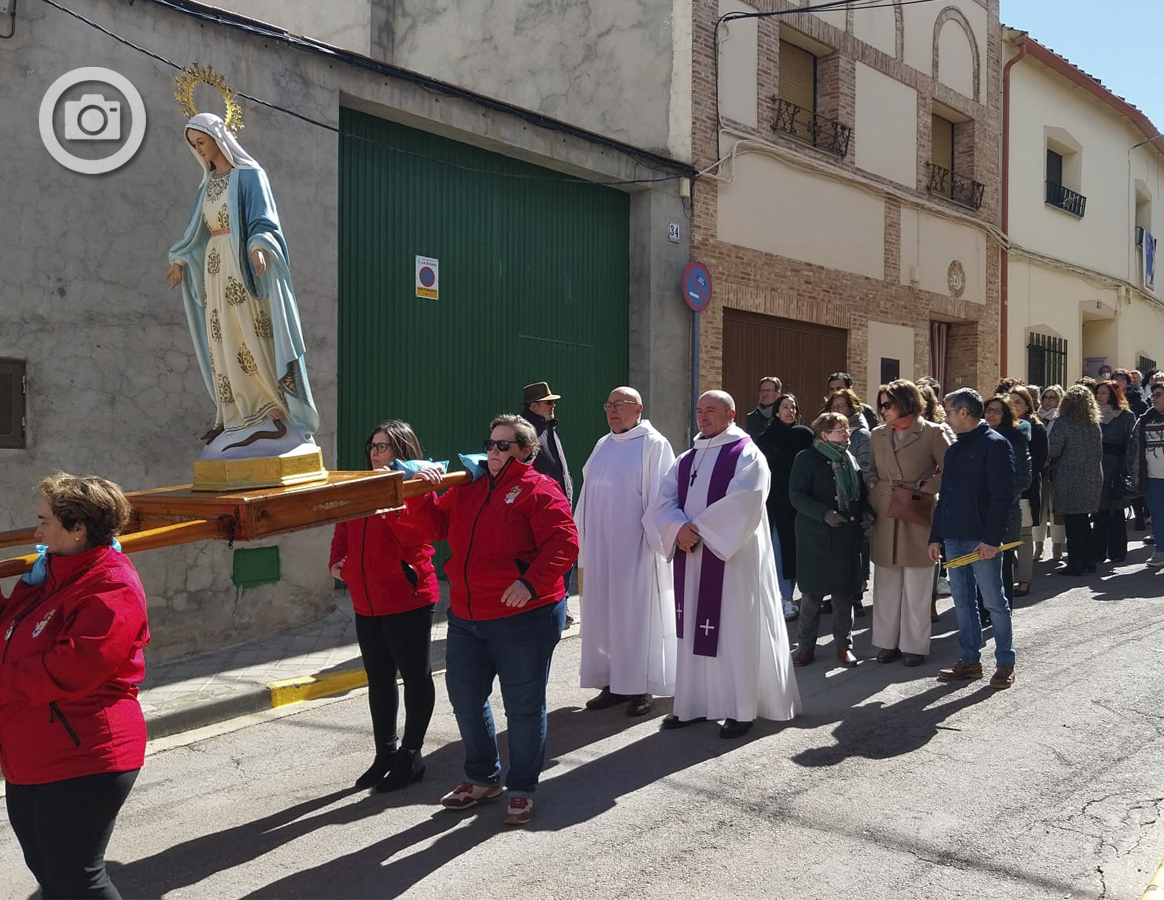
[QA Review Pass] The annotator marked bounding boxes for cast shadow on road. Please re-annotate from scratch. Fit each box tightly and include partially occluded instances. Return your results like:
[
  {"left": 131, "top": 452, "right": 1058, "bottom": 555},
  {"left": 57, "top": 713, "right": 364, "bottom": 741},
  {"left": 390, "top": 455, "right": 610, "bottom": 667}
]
[
  {"left": 240, "top": 704, "right": 736, "bottom": 898},
  {"left": 108, "top": 699, "right": 667, "bottom": 897},
  {"left": 790, "top": 681, "right": 997, "bottom": 766},
  {"left": 106, "top": 787, "right": 381, "bottom": 898}
]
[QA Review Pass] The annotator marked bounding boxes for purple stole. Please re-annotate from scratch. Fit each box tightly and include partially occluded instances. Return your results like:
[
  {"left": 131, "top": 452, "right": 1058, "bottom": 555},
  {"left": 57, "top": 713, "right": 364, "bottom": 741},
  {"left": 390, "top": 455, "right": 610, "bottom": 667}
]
[{"left": 673, "top": 436, "right": 750, "bottom": 657}]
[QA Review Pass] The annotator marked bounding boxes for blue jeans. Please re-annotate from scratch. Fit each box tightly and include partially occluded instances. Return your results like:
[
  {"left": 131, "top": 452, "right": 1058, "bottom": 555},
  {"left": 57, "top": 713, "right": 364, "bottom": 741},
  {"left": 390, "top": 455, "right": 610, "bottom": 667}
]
[
  {"left": 771, "top": 523, "right": 794, "bottom": 598},
  {"left": 445, "top": 599, "right": 566, "bottom": 797},
  {"left": 1146, "top": 478, "right": 1164, "bottom": 546},
  {"left": 944, "top": 539, "right": 1015, "bottom": 668}
]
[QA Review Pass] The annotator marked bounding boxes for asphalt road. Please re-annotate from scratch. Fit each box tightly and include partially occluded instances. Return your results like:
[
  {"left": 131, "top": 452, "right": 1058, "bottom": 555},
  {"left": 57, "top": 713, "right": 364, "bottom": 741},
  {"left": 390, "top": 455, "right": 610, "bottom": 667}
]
[{"left": 2, "top": 554, "right": 1163, "bottom": 899}]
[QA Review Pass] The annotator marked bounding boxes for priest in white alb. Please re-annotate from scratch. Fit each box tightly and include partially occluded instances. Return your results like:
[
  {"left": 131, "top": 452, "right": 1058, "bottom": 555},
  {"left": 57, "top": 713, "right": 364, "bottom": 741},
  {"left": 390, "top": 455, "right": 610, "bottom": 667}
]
[
  {"left": 649, "top": 390, "right": 801, "bottom": 738},
  {"left": 576, "top": 387, "right": 677, "bottom": 717}
]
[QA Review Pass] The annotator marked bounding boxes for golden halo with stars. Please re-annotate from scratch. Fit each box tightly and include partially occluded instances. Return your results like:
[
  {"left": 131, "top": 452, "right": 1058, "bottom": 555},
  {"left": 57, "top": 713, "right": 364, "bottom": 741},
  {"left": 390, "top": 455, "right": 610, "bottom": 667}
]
[{"left": 173, "top": 64, "right": 244, "bottom": 133}]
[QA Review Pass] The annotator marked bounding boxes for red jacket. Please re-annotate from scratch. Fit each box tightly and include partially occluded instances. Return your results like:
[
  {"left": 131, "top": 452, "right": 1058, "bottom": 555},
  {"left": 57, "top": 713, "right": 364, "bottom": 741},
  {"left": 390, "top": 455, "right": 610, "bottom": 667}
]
[
  {"left": 430, "top": 458, "right": 578, "bottom": 621},
  {"left": 329, "top": 494, "right": 439, "bottom": 616},
  {"left": 0, "top": 545, "right": 150, "bottom": 785}
]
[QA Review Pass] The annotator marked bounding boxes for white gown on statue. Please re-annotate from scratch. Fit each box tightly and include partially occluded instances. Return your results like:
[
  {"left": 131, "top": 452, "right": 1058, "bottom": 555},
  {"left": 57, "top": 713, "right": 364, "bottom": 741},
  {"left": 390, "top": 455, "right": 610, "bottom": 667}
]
[
  {"left": 649, "top": 424, "right": 801, "bottom": 723},
  {"left": 201, "top": 170, "right": 286, "bottom": 435},
  {"left": 576, "top": 420, "right": 677, "bottom": 697}
]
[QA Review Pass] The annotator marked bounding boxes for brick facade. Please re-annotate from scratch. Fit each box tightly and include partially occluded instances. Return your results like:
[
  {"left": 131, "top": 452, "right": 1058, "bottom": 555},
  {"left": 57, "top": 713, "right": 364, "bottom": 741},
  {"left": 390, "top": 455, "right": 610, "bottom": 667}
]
[{"left": 692, "top": 0, "right": 1002, "bottom": 401}]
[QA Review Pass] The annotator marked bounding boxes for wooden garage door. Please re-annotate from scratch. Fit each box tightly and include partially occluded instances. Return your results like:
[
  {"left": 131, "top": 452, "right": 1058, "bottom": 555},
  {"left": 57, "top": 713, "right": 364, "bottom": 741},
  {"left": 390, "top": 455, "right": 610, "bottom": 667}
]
[{"left": 722, "top": 309, "right": 848, "bottom": 421}]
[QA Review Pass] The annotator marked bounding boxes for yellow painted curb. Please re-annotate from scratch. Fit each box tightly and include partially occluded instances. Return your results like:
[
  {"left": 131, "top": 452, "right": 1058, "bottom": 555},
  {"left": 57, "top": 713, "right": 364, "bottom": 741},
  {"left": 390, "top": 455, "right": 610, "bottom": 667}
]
[
  {"left": 1143, "top": 859, "right": 1164, "bottom": 899},
  {"left": 268, "top": 667, "right": 368, "bottom": 708}
]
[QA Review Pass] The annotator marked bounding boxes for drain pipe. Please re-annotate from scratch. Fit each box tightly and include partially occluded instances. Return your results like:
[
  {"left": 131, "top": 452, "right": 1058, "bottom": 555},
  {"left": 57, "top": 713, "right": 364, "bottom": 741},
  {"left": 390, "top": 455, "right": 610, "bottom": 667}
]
[{"left": 1000, "top": 35, "right": 1029, "bottom": 377}]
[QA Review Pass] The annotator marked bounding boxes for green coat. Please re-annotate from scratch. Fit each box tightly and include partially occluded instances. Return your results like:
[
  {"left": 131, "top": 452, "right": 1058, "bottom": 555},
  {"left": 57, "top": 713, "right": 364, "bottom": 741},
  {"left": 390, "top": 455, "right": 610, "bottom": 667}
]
[{"left": 789, "top": 445, "right": 867, "bottom": 597}]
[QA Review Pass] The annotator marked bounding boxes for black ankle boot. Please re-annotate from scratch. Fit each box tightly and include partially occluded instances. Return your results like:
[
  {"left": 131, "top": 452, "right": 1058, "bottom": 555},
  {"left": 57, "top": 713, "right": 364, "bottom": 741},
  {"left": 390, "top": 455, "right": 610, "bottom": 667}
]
[
  {"left": 375, "top": 748, "right": 426, "bottom": 793},
  {"left": 355, "top": 746, "right": 396, "bottom": 789}
]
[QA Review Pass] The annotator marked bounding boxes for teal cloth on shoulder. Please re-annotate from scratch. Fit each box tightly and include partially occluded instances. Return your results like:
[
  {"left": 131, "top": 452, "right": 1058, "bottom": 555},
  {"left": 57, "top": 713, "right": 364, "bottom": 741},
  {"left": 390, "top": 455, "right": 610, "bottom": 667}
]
[
  {"left": 23, "top": 538, "right": 122, "bottom": 585},
  {"left": 390, "top": 459, "right": 448, "bottom": 477},
  {"left": 458, "top": 453, "right": 489, "bottom": 482}
]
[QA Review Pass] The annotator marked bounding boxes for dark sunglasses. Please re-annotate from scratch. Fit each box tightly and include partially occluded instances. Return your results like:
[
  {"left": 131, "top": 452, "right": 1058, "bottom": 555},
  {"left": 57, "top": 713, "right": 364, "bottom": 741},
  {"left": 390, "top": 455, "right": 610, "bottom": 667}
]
[
  {"left": 879, "top": 401, "right": 893, "bottom": 410},
  {"left": 484, "top": 439, "right": 519, "bottom": 451}
]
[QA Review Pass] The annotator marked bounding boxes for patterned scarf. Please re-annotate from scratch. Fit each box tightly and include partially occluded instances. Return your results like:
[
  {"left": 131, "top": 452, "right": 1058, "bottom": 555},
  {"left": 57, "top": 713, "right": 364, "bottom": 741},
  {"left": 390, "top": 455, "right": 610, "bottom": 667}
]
[{"left": 814, "top": 438, "right": 860, "bottom": 511}]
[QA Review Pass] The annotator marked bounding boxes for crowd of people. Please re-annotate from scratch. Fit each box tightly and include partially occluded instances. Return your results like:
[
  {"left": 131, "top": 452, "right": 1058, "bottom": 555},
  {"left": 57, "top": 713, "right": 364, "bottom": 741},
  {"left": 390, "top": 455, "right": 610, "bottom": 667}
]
[{"left": 4, "top": 366, "right": 1162, "bottom": 896}]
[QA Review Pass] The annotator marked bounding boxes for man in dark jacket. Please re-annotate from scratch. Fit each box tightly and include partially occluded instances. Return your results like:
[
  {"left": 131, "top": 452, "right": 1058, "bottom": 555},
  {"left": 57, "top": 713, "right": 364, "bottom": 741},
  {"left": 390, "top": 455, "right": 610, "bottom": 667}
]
[
  {"left": 928, "top": 388, "right": 1017, "bottom": 690},
  {"left": 521, "top": 381, "right": 575, "bottom": 620},
  {"left": 520, "top": 382, "right": 573, "bottom": 506},
  {"left": 745, "top": 376, "right": 782, "bottom": 437},
  {"left": 827, "top": 372, "right": 879, "bottom": 430}
]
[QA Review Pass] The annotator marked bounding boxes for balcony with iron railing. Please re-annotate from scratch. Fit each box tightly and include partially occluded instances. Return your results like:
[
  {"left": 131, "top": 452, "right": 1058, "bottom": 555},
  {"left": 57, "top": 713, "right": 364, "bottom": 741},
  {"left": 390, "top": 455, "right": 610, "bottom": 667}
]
[
  {"left": 1045, "top": 180, "right": 1087, "bottom": 218},
  {"left": 771, "top": 97, "right": 851, "bottom": 158},
  {"left": 925, "top": 162, "right": 985, "bottom": 211}
]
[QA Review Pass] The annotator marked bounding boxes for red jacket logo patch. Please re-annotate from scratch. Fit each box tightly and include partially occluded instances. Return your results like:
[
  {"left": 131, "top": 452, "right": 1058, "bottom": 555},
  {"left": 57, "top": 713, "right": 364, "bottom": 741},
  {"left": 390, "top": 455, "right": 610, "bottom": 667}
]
[{"left": 32, "top": 609, "right": 56, "bottom": 638}]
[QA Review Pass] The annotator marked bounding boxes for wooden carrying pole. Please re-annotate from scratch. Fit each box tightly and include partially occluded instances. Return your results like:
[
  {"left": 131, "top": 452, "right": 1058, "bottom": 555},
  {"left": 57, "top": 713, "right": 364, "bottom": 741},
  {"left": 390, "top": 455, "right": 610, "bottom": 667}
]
[{"left": 0, "top": 470, "right": 472, "bottom": 579}]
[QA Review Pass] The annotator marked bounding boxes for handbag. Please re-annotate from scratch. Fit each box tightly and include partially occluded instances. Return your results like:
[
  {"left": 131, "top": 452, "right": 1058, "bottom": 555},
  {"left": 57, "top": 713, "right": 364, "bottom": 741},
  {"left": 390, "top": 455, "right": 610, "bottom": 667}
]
[{"left": 887, "top": 483, "right": 934, "bottom": 527}]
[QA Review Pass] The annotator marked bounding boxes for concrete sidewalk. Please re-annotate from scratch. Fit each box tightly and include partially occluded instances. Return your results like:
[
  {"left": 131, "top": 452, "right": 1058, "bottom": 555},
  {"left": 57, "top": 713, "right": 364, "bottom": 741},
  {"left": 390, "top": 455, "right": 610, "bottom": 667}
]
[{"left": 139, "top": 590, "right": 579, "bottom": 740}]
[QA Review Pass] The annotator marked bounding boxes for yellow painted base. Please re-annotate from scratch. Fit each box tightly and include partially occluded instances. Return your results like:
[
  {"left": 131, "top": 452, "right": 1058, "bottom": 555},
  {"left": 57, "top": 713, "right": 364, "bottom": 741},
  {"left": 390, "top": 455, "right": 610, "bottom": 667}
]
[
  {"left": 268, "top": 667, "right": 368, "bottom": 707},
  {"left": 192, "top": 448, "right": 328, "bottom": 492}
]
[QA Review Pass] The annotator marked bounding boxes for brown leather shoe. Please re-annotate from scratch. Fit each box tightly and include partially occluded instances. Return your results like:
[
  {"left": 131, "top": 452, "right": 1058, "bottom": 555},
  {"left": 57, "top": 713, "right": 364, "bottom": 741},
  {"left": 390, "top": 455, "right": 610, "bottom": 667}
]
[
  {"left": 902, "top": 652, "right": 925, "bottom": 667},
  {"left": 876, "top": 648, "right": 901, "bottom": 664},
  {"left": 937, "top": 659, "right": 983, "bottom": 682},
  {"left": 989, "top": 666, "right": 1015, "bottom": 689},
  {"left": 792, "top": 647, "right": 815, "bottom": 667},
  {"left": 836, "top": 647, "right": 858, "bottom": 668}
]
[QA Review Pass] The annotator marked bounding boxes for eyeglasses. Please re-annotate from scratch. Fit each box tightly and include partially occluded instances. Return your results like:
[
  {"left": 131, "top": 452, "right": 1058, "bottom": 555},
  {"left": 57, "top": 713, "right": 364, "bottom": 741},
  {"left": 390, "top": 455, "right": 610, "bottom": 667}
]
[
  {"left": 484, "top": 439, "right": 519, "bottom": 452},
  {"left": 366, "top": 442, "right": 393, "bottom": 454},
  {"left": 879, "top": 402, "right": 893, "bottom": 410},
  {"left": 603, "top": 400, "right": 638, "bottom": 410},
  {"left": 826, "top": 427, "right": 851, "bottom": 435},
  {"left": 985, "top": 407, "right": 1005, "bottom": 415}
]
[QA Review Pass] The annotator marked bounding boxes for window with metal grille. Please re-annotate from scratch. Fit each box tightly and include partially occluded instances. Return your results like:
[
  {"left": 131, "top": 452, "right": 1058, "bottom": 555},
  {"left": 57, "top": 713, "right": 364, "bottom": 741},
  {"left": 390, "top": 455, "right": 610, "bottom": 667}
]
[
  {"left": 1139, "top": 355, "right": 1157, "bottom": 373},
  {"left": 0, "top": 359, "right": 26, "bottom": 449},
  {"left": 1027, "top": 333, "right": 1067, "bottom": 389},
  {"left": 778, "top": 40, "right": 816, "bottom": 141},
  {"left": 932, "top": 114, "right": 955, "bottom": 173},
  {"left": 1046, "top": 146, "right": 1086, "bottom": 217}
]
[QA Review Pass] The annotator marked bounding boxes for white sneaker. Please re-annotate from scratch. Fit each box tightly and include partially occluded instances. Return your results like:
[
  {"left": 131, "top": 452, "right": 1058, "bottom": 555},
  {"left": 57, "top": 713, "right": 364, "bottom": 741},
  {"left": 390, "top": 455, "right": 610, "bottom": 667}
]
[
  {"left": 782, "top": 598, "right": 799, "bottom": 620},
  {"left": 936, "top": 577, "right": 952, "bottom": 597},
  {"left": 1147, "top": 552, "right": 1164, "bottom": 568}
]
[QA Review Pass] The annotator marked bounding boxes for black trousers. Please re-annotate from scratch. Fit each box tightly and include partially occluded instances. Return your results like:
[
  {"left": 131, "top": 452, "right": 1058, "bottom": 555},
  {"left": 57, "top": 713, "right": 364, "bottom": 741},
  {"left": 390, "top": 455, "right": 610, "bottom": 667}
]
[
  {"left": 1091, "top": 509, "right": 1128, "bottom": 562},
  {"left": 1064, "top": 513, "right": 1093, "bottom": 568},
  {"left": 6, "top": 768, "right": 138, "bottom": 900},
  {"left": 355, "top": 605, "right": 436, "bottom": 751}
]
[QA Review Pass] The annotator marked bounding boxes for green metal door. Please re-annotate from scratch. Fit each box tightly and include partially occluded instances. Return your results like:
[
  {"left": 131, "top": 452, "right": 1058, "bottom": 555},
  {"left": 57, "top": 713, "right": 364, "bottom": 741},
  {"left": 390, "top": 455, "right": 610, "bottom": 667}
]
[{"left": 338, "top": 109, "right": 630, "bottom": 483}]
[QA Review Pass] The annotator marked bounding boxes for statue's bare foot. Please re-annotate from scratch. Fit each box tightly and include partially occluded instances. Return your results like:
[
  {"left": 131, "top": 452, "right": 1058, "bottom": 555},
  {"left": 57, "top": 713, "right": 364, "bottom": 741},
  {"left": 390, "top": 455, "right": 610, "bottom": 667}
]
[
  {"left": 222, "top": 418, "right": 287, "bottom": 451},
  {"left": 201, "top": 424, "right": 224, "bottom": 444},
  {"left": 265, "top": 408, "right": 284, "bottom": 422}
]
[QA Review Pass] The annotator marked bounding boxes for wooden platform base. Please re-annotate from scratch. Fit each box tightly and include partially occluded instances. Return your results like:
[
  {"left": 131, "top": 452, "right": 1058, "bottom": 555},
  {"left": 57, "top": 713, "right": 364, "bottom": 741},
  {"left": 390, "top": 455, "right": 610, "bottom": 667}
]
[
  {"left": 192, "top": 447, "right": 328, "bottom": 492},
  {"left": 0, "top": 469, "right": 471, "bottom": 578}
]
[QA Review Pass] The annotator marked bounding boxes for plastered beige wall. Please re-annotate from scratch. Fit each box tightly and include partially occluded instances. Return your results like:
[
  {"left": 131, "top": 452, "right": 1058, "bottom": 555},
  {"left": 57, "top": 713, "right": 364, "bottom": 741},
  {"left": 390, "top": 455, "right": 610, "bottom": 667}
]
[
  {"left": 852, "top": 5, "right": 897, "bottom": 58},
  {"left": 718, "top": 0, "right": 758, "bottom": 128},
  {"left": 900, "top": 208, "right": 986, "bottom": 304},
  {"left": 854, "top": 63, "right": 917, "bottom": 187},
  {"left": 903, "top": 0, "right": 987, "bottom": 102},
  {"left": 717, "top": 149, "right": 885, "bottom": 279},
  {"left": 867, "top": 321, "right": 917, "bottom": 390}
]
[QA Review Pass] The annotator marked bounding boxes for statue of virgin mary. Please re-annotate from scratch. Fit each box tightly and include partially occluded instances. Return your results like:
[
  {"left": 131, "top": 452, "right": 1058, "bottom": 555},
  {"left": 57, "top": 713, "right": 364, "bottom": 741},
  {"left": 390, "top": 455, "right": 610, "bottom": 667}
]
[{"left": 166, "top": 113, "right": 320, "bottom": 462}]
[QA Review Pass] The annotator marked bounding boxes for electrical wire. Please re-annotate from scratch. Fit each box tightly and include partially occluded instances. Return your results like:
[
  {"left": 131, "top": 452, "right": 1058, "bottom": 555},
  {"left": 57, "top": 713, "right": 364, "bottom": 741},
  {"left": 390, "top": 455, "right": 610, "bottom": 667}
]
[{"left": 36, "top": 0, "right": 694, "bottom": 187}]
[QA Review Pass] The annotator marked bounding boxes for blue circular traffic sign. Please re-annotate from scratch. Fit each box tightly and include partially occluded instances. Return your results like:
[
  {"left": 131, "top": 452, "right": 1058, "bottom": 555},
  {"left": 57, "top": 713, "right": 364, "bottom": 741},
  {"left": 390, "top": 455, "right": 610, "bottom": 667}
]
[
  {"left": 418, "top": 266, "right": 436, "bottom": 288},
  {"left": 681, "top": 262, "right": 712, "bottom": 313}
]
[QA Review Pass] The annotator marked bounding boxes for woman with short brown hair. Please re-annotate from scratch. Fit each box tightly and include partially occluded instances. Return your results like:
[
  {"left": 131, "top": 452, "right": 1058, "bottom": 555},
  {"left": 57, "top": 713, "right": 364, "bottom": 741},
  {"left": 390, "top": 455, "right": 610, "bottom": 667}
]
[
  {"left": 789, "top": 413, "right": 868, "bottom": 668},
  {"left": 866, "top": 381, "right": 951, "bottom": 666},
  {"left": 2, "top": 473, "right": 149, "bottom": 899}
]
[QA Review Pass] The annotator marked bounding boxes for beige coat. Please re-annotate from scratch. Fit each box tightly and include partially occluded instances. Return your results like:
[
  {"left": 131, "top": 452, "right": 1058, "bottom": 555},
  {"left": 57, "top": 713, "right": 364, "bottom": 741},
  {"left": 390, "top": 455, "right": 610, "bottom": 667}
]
[{"left": 867, "top": 418, "right": 952, "bottom": 568}]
